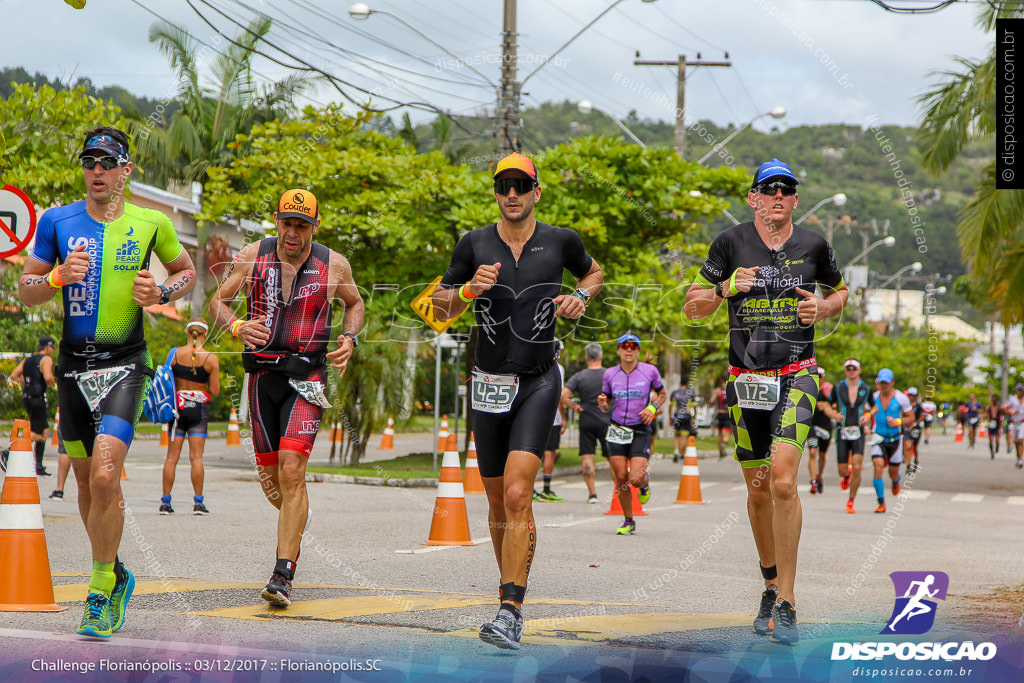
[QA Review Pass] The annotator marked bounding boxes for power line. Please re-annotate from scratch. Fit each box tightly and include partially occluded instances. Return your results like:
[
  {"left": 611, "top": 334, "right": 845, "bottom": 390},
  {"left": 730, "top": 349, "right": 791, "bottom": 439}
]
[{"left": 651, "top": 3, "right": 729, "bottom": 55}]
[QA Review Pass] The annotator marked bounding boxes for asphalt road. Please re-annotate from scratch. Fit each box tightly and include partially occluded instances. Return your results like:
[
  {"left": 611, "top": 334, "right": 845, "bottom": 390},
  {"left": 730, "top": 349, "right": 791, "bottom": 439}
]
[{"left": 1, "top": 428, "right": 1022, "bottom": 682}]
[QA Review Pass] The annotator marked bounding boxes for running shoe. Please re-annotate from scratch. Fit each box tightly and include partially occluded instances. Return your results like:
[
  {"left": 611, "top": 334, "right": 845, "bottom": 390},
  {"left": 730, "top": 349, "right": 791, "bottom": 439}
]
[
  {"left": 809, "top": 479, "right": 818, "bottom": 495},
  {"left": 479, "top": 605, "right": 523, "bottom": 650},
  {"left": 159, "top": 503, "right": 174, "bottom": 515},
  {"left": 587, "top": 494, "right": 599, "bottom": 504},
  {"left": 673, "top": 451, "right": 680, "bottom": 463},
  {"left": 892, "top": 479, "right": 900, "bottom": 496},
  {"left": 36, "top": 467, "right": 51, "bottom": 476},
  {"left": 77, "top": 592, "right": 112, "bottom": 638},
  {"left": 0, "top": 448, "right": 7, "bottom": 472},
  {"left": 905, "top": 462, "right": 912, "bottom": 476},
  {"left": 532, "top": 489, "right": 544, "bottom": 502},
  {"left": 109, "top": 564, "right": 135, "bottom": 633},
  {"left": 1017, "top": 461, "right": 1024, "bottom": 470},
  {"left": 875, "top": 503, "right": 887, "bottom": 514},
  {"left": 816, "top": 478, "right": 823, "bottom": 494},
  {"left": 48, "top": 490, "right": 64, "bottom": 500},
  {"left": 840, "top": 473, "right": 851, "bottom": 491},
  {"left": 616, "top": 519, "right": 636, "bottom": 535},
  {"left": 845, "top": 499, "right": 856, "bottom": 514},
  {"left": 261, "top": 571, "right": 292, "bottom": 607},
  {"left": 769, "top": 600, "right": 799, "bottom": 644},
  {"left": 193, "top": 502, "right": 210, "bottom": 515},
  {"left": 637, "top": 486, "right": 651, "bottom": 504},
  {"left": 542, "top": 490, "right": 564, "bottom": 502},
  {"left": 753, "top": 587, "right": 778, "bottom": 635}
]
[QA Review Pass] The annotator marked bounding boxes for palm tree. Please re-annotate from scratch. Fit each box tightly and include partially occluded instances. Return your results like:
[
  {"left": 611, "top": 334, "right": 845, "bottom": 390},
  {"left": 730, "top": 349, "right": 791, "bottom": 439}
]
[
  {"left": 130, "top": 16, "right": 311, "bottom": 313},
  {"left": 917, "top": 2, "right": 1024, "bottom": 323}
]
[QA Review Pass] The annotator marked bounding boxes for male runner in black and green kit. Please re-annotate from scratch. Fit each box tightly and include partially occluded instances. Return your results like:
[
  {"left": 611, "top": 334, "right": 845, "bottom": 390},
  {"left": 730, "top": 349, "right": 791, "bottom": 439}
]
[
  {"left": 19, "top": 126, "right": 195, "bottom": 638},
  {"left": 685, "top": 159, "right": 848, "bottom": 645},
  {"left": 433, "top": 153, "right": 603, "bottom": 650}
]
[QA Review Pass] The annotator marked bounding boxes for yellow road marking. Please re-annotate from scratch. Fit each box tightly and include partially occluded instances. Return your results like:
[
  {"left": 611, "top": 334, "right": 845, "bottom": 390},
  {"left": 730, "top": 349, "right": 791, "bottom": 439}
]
[{"left": 194, "top": 595, "right": 496, "bottom": 621}]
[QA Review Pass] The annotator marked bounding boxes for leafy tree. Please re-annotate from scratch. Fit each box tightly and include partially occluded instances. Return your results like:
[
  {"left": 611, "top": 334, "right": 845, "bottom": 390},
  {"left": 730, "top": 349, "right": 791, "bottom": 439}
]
[{"left": 130, "top": 17, "right": 310, "bottom": 313}]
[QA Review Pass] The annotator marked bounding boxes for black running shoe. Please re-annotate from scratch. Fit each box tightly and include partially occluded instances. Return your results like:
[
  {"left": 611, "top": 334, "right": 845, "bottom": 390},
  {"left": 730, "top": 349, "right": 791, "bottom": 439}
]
[
  {"left": 261, "top": 571, "right": 292, "bottom": 607},
  {"left": 159, "top": 503, "right": 174, "bottom": 515},
  {"left": 36, "top": 467, "right": 51, "bottom": 476},
  {"left": 769, "top": 599, "right": 799, "bottom": 644},
  {"left": 0, "top": 448, "right": 8, "bottom": 472},
  {"left": 48, "top": 490, "right": 64, "bottom": 500},
  {"left": 752, "top": 587, "right": 778, "bottom": 635},
  {"left": 193, "top": 502, "right": 210, "bottom": 515},
  {"left": 479, "top": 605, "right": 523, "bottom": 650}
]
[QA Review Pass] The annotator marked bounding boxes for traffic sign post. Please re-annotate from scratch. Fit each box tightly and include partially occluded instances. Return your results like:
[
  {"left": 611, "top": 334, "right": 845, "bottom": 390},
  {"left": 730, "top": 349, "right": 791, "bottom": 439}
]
[{"left": 0, "top": 185, "right": 37, "bottom": 259}]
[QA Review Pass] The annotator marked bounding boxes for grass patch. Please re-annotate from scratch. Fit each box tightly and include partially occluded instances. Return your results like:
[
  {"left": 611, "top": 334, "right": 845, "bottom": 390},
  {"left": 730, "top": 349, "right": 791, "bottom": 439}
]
[{"left": 308, "top": 451, "right": 441, "bottom": 479}]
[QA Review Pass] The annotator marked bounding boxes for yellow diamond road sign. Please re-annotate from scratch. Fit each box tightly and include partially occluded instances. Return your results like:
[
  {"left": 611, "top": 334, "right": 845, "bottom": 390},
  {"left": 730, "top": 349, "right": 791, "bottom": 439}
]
[{"left": 411, "top": 277, "right": 456, "bottom": 334}]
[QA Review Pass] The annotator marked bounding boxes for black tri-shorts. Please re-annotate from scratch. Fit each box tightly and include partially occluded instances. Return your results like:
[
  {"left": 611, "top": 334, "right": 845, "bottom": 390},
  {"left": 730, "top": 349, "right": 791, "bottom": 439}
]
[
  {"left": 22, "top": 395, "right": 49, "bottom": 435},
  {"left": 473, "top": 363, "right": 561, "bottom": 478},
  {"left": 578, "top": 414, "right": 609, "bottom": 458}
]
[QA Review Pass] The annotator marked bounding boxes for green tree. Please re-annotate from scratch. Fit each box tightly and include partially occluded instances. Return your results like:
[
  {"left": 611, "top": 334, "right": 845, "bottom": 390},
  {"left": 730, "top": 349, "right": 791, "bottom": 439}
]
[
  {"left": 130, "top": 16, "right": 310, "bottom": 314},
  {"left": 917, "top": 2, "right": 1024, "bottom": 323}
]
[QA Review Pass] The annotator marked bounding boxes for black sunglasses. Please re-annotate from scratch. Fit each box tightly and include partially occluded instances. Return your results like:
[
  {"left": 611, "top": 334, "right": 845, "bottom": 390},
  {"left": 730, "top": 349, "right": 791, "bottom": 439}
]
[
  {"left": 494, "top": 177, "right": 536, "bottom": 195},
  {"left": 80, "top": 155, "right": 124, "bottom": 170},
  {"left": 755, "top": 181, "right": 797, "bottom": 196}
]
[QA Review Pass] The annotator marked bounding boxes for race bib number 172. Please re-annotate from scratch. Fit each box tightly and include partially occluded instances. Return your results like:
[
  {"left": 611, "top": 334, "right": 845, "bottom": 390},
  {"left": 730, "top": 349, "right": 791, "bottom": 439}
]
[{"left": 735, "top": 373, "right": 781, "bottom": 411}]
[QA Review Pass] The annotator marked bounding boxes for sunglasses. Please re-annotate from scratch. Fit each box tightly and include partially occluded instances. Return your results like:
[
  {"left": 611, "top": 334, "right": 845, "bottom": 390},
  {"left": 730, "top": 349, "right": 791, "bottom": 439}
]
[
  {"left": 755, "top": 181, "right": 797, "bottom": 196},
  {"left": 619, "top": 342, "right": 640, "bottom": 351},
  {"left": 80, "top": 155, "right": 124, "bottom": 170},
  {"left": 844, "top": 366, "right": 859, "bottom": 371},
  {"left": 494, "top": 177, "right": 536, "bottom": 195}
]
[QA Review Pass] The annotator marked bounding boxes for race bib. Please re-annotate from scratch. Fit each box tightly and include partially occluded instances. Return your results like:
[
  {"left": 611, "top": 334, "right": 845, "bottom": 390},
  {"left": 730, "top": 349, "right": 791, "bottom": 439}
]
[
  {"left": 840, "top": 425, "right": 862, "bottom": 441},
  {"left": 75, "top": 365, "right": 133, "bottom": 413},
  {"left": 969, "top": 416, "right": 980, "bottom": 426},
  {"left": 989, "top": 420, "right": 999, "bottom": 431},
  {"left": 176, "top": 390, "right": 211, "bottom": 408},
  {"left": 735, "top": 373, "right": 781, "bottom": 411},
  {"left": 866, "top": 433, "right": 884, "bottom": 446},
  {"left": 288, "top": 379, "right": 332, "bottom": 409},
  {"left": 910, "top": 427, "right": 922, "bottom": 439},
  {"left": 814, "top": 426, "right": 832, "bottom": 440},
  {"left": 606, "top": 423, "right": 635, "bottom": 445},
  {"left": 471, "top": 372, "right": 519, "bottom": 414}
]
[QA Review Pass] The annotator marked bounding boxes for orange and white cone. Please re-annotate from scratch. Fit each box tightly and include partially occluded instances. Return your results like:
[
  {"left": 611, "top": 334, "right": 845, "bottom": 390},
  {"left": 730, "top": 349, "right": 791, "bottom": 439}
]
[
  {"left": 379, "top": 415, "right": 395, "bottom": 450},
  {"left": 121, "top": 465, "right": 128, "bottom": 480},
  {"left": 955, "top": 422, "right": 964, "bottom": 442},
  {"left": 675, "top": 435, "right": 704, "bottom": 504},
  {"left": 51, "top": 409, "right": 60, "bottom": 447},
  {"left": 330, "top": 419, "right": 343, "bottom": 445},
  {"left": 604, "top": 457, "right": 648, "bottom": 516},
  {"left": 160, "top": 422, "right": 169, "bottom": 447},
  {"left": 0, "top": 420, "right": 67, "bottom": 612},
  {"left": 226, "top": 408, "right": 241, "bottom": 446},
  {"left": 425, "top": 434, "right": 473, "bottom": 546},
  {"left": 978, "top": 420, "right": 988, "bottom": 439},
  {"left": 463, "top": 431, "right": 485, "bottom": 494},
  {"left": 436, "top": 415, "right": 450, "bottom": 452}
]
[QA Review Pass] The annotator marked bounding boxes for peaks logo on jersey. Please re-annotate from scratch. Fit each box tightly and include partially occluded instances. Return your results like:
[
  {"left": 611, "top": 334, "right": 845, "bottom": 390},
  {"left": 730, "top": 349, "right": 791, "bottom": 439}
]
[
  {"left": 883, "top": 571, "right": 948, "bottom": 635},
  {"left": 115, "top": 238, "right": 142, "bottom": 271}
]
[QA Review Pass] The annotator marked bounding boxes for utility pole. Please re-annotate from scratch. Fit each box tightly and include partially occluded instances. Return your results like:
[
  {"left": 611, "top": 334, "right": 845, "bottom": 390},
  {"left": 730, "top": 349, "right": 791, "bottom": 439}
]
[
  {"left": 633, "top": 55, "right": 731, "bottom": 158},
  {"left": 498, "top": 0, "right": 519, "bottom": 155}
]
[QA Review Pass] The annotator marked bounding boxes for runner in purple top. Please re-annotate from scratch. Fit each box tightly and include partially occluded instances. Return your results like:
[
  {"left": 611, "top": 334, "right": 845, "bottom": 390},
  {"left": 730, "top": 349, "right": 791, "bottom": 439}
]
[{"left": 598, "top": 333, "right": 667, "bottom": 535}]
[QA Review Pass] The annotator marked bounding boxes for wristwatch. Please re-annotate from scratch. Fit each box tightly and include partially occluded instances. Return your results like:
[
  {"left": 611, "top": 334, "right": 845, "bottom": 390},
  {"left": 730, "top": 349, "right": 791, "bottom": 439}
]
[
  {"left": 343, "top": 332, "right": 359, "bottom": 348},
  {"left": 714, "top": 281, "right": 725, "bottom": 298},
  {"left": 572, "top": 287, "right": 591, "bottom": 304},
  {"left": 158, "top": 285, "right": 171, "bottom": 305}
]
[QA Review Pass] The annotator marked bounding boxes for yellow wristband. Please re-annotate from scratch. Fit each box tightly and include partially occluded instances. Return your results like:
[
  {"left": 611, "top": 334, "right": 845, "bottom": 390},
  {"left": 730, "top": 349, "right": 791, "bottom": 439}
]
[
  {"left": 895, "top": 418, "right": 902, "bottom": 426},
  {"left": 47, "top": 267, "right": 66, "bottom": 288},
  {"left": 230, "top": 319, "right": 244, "bottom": 338},
  {"left": 645, "top": 403, "right": 658, "bottom": 414},
  {"left": 458, "top": 283, "right": 477, "bottom": 303}
]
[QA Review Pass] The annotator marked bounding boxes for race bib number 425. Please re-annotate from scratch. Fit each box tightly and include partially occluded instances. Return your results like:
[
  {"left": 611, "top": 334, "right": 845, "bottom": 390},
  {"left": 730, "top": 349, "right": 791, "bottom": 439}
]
[
  {"left": 471, "top": 372, "right": 519, "bottom": 414},
  {"left": 735, "top": 373, "right": 781, "bottom": 411}
]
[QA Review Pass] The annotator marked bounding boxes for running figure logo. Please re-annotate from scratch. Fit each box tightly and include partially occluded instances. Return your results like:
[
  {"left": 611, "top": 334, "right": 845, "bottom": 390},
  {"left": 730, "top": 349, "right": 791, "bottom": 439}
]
[{"left": 882, "top": 571, "right": 949, "bottom": 634}]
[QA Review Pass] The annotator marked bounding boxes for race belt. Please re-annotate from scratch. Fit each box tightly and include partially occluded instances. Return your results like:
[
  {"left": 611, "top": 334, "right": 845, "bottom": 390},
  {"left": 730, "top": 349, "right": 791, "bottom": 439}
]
[{"left": 727, "top": 356, "right": 816, "bottom": 378}]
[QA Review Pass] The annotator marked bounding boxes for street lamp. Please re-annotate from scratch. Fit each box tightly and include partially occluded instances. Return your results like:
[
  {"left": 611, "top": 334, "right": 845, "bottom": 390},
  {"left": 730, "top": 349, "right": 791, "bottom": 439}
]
[
  {"left": 577, "top": 100, "right": 646, "bottom": 148},
  {"left": 922, "top": 284, "right": 947, "bottom": 333},
  {"left": 877, "top": 261, "right": 922, "bottom": 334},
  {"left": 843, "top": 235, "right": 896, "bottom": 270},
  {"left": 349, "top": 4, "right": 498, "bottom": 89},
  {"left": 697, "top": 107, "right": 786, "bottom": 164},
  {"left": 795, "top": 192, "right": 847, "bottom": 226}
]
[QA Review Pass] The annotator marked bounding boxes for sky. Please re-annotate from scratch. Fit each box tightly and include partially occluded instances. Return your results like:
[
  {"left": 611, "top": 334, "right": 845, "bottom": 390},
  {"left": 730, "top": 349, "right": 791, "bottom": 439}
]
[{"left": 1, "top": 0, "right": 995, "bottom": 135}]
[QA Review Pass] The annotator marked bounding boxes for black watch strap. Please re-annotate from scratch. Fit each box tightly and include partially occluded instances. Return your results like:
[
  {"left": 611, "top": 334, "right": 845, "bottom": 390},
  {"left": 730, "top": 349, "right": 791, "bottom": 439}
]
[
  {"left": 158, "top": 285, "right": 171, "bottom": 305},
  {"left": 343, "top": 332, "right": 359, "bottom": 348},
  {"left": 714, "top": 281, "right": 724, "bottom": 298}
]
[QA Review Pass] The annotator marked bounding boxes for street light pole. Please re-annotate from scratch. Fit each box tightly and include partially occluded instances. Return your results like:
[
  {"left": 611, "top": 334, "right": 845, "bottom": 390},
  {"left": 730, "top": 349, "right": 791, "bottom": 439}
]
[
  {"left": 794, "top": 193, "right": 847, "bottom": 226},
  {"left": 698, "top": 107, "right": 786, "bottom": 164}
]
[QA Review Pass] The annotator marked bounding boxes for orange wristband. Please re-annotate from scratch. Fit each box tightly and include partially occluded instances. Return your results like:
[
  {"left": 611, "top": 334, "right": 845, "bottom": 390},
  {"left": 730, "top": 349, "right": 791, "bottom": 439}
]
[{"left": 48, "top": 267, "right": 66, "bottom": 288}]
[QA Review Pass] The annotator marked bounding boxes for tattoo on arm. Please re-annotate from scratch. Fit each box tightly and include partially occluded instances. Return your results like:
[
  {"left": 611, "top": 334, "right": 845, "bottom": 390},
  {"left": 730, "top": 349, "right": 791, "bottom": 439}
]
[{"left": 20, "top": 275, "right": 49, "bottom": 287}]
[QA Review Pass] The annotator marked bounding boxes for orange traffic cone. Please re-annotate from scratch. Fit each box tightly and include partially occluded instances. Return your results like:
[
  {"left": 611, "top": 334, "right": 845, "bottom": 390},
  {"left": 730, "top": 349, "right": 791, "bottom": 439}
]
[
  {"left": 51, "top": 409, "right": 60, "bottom": 447},
  {"left": 121, "top": 465, "right": 128, "bottom": 480},
  {"left": 978, "top": 420, "right": 988, "bottom": 439},
  {"left": 463, "top": 431, "right": 485, "bottom": 494},
  {"left": 226, "top": 408, "right": 241, "bottom": 446},
  {"left": 675, "top": 435, "right": 704, "bottom": 504},
  {"left": 955, "top": 422, "right": 964, "bottom": 442},
  {"left": 328, "top": 418, "right": 341, "bottom": 445},
  {"left": 604, "top": 483, "right": 648, "bottom": 516},
  {"left": 379, "top": 415, "right": 395, "bottom": 450},
  {"left": 160, "top": 422, "right": 169, "bottom": 447},
  {"left": 436, "top": 415, "right": 450, "bottom": 452},
  {"left": 0, "top": 420, "right": 67, "bottom": 612},
  {"left": 425, "top": 436, "right": 473, "bottom": 546}
]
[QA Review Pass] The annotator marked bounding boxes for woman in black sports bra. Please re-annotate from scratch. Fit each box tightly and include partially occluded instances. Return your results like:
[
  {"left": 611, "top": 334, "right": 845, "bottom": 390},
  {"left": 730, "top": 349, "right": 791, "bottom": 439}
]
[{"left": 160, "top": 319, "right": 220, "bottom": 516}]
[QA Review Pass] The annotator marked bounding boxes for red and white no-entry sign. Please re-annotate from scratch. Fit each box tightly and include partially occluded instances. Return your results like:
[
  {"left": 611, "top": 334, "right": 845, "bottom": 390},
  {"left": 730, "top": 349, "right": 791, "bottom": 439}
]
[{"left": 0, "top": 185, "right": 37, "bottom": 259}]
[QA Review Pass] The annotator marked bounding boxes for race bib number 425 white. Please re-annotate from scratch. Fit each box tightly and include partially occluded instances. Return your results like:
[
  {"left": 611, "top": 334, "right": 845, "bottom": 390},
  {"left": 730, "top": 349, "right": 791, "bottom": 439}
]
[
  {"left": 735, "top": 373, "right": 781, "bottom": 411},
  {"left": 471, "top": 372, "right": 519, "bottom": 414}
]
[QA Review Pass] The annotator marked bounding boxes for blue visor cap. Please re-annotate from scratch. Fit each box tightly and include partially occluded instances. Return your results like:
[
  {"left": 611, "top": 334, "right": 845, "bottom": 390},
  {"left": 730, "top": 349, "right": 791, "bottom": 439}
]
[
  {"left": 751, "top": 158, "right": 798, "bottom": 188},
  {"left": 876, "top": 368, "right": 895, "bottom": 383},
  {"left": 617, "top": 333, "right": 641, "bottom": 346}
]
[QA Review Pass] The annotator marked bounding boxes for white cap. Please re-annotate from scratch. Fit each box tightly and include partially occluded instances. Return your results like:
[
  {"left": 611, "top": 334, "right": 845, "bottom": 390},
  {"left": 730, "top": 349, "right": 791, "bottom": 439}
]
[
  {"left": 844, "top": 359, "right": 860, "bottom": 369},
  {"left": 907, "top": 387, "right": 919, "bottom": 396}
]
